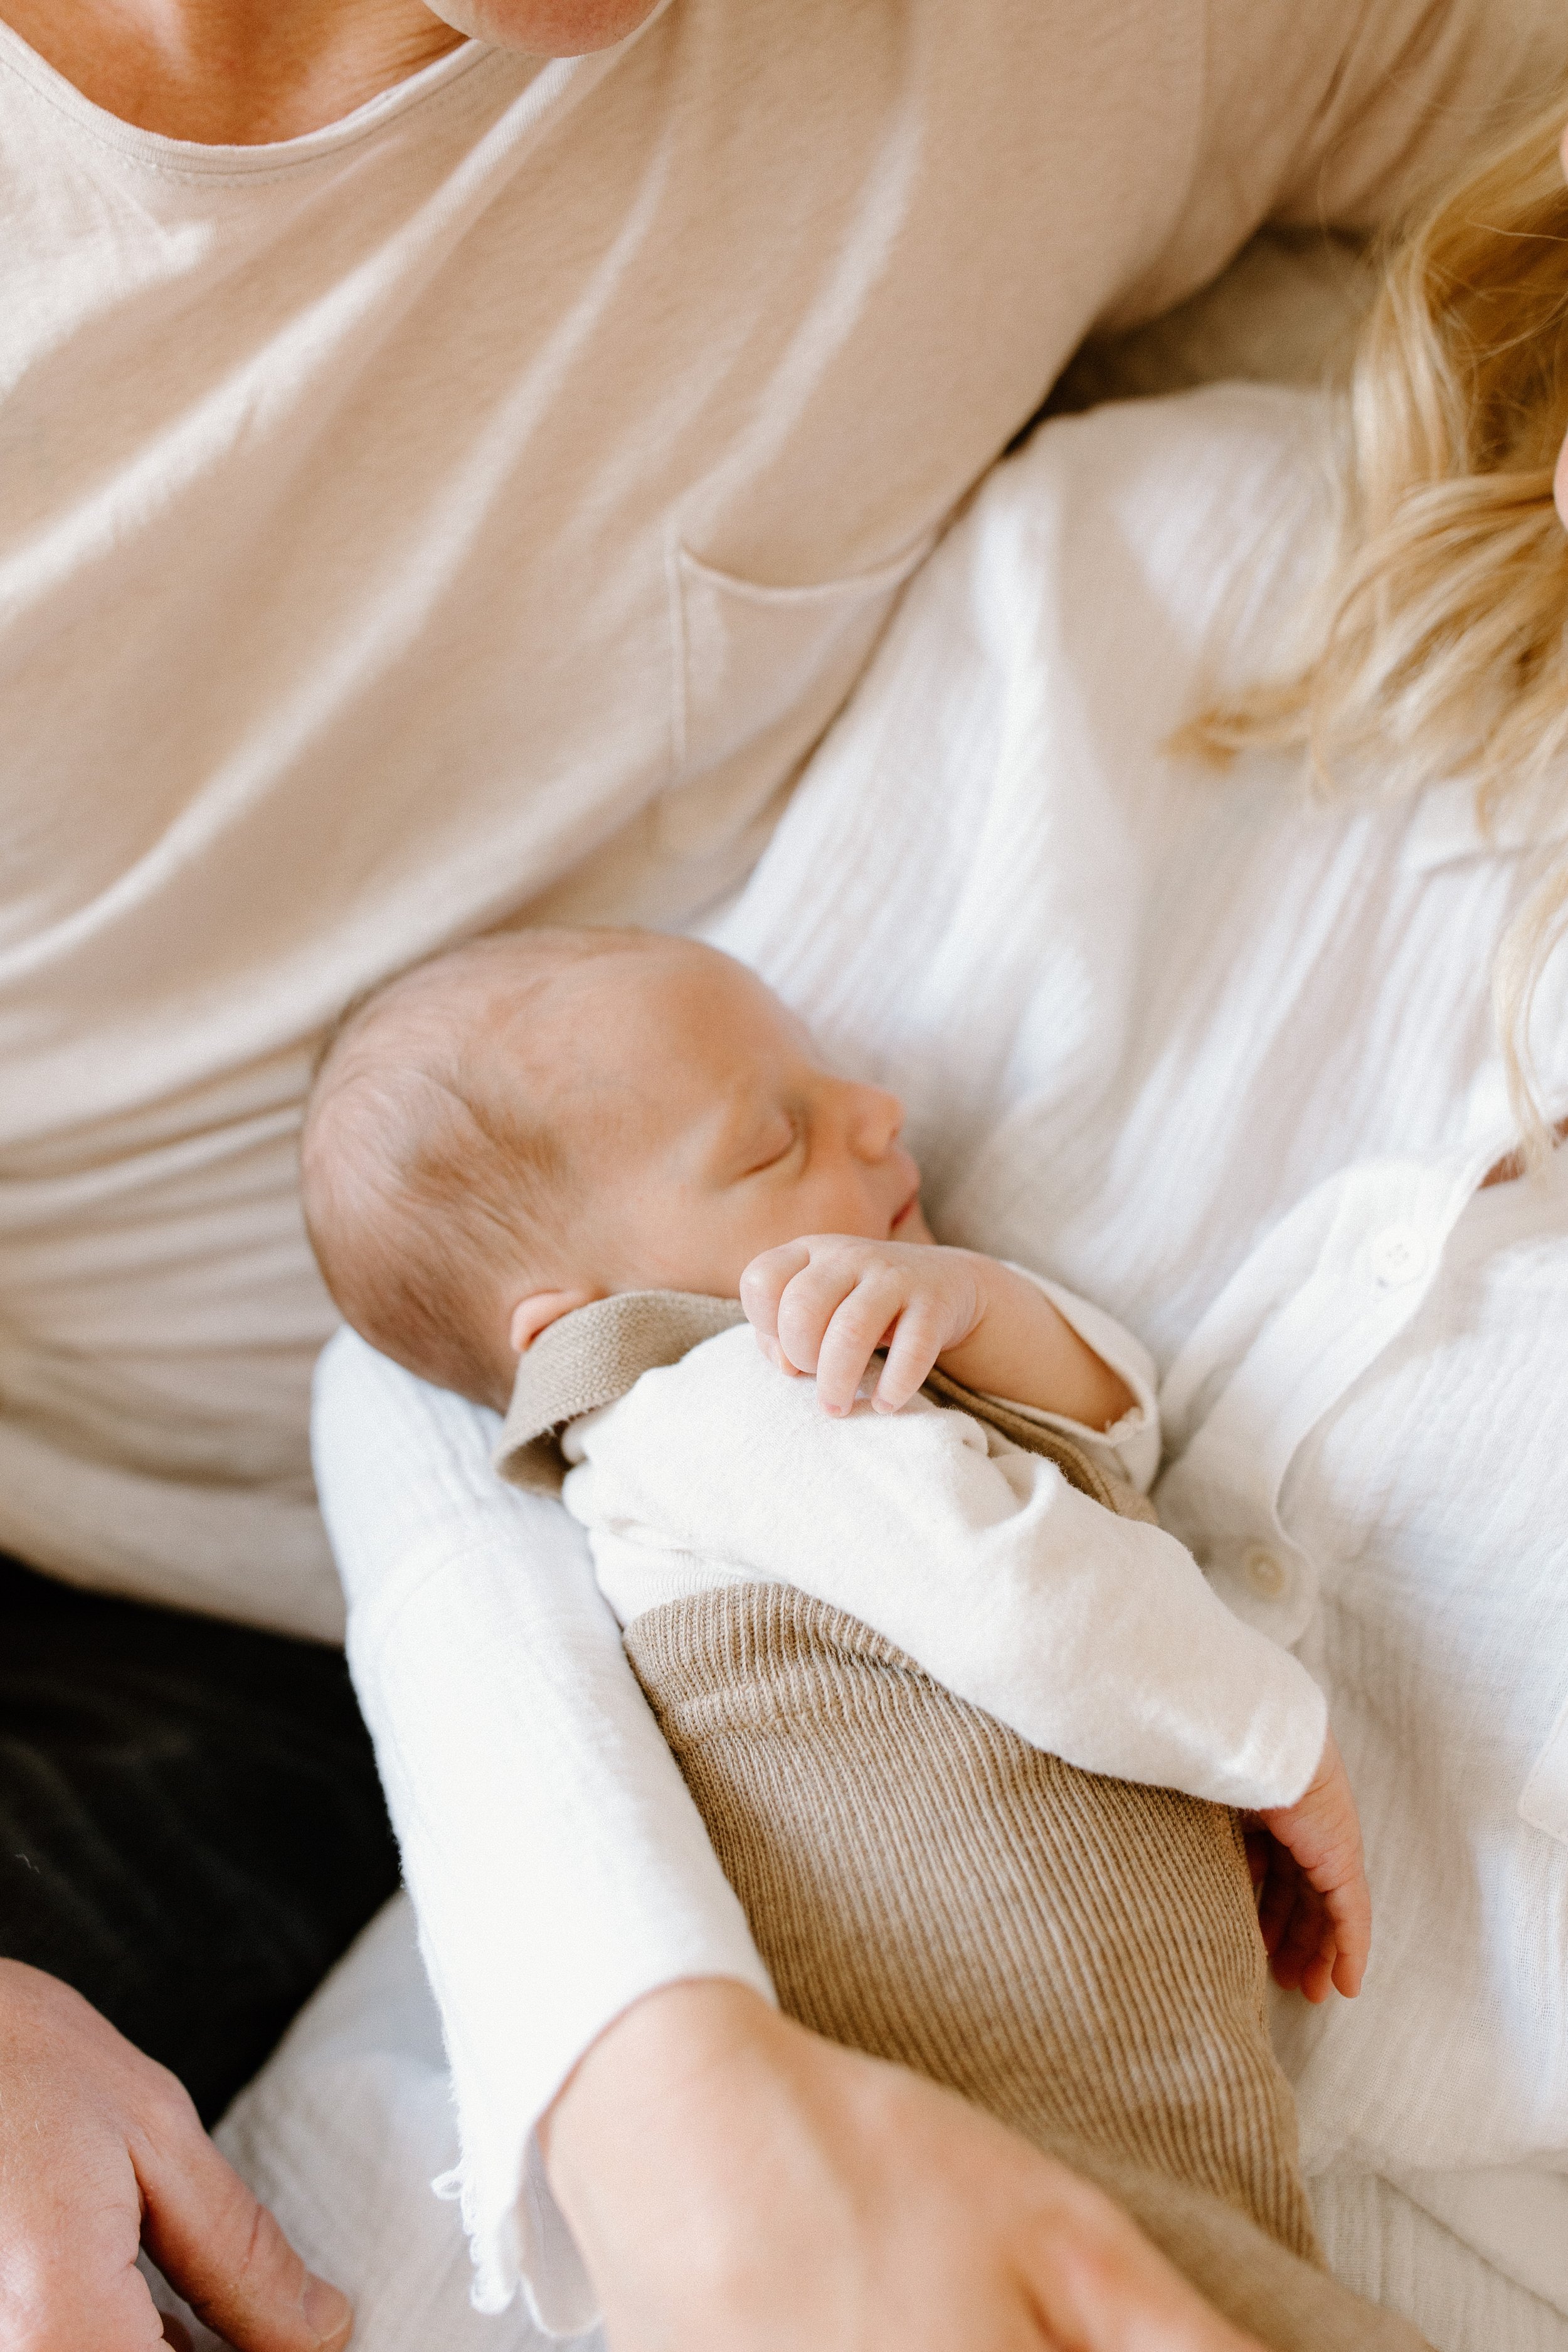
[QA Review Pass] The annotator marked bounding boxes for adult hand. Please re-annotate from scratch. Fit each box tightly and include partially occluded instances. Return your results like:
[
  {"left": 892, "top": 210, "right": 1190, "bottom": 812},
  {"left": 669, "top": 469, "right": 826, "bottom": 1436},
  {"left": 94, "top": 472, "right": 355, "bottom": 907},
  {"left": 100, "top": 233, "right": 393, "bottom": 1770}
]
[
  {"left": 0, "top": 1959, "right": 353, "bottom": 2352},
  {"left": 544, "top": 1978, "right": 1265, "bottom": 2352}
]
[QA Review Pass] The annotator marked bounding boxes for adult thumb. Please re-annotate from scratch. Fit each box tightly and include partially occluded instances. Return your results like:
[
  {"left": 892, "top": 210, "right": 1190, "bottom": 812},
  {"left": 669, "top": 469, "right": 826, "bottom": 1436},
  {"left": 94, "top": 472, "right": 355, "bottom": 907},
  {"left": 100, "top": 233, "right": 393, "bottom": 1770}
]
[{"left": 133, "top": 2092, "right": 352, "bottom": 2351}]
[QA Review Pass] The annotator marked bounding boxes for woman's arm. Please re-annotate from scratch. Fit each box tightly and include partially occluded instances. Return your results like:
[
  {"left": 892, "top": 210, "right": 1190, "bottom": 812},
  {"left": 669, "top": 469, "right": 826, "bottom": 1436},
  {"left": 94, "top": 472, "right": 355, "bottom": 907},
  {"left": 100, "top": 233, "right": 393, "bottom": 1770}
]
[
  {"left": 314, "top": 1330, "right": 1267, "bottom": 2350},
  {"left": 311, "top": 1326, "right": 773, "bottom": 2326}
]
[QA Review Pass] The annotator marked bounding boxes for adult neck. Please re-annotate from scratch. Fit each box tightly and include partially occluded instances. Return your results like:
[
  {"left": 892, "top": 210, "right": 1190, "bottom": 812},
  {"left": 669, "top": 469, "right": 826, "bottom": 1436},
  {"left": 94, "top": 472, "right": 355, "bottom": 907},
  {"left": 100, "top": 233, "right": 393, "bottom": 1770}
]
[{"left": 0, "top": 0, "right": 470, "bottom": 144}]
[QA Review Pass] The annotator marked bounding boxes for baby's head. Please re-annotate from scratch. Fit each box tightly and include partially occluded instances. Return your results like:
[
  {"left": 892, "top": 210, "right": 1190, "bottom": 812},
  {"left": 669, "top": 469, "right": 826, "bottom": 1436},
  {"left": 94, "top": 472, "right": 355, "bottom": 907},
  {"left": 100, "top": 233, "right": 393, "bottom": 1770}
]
[{"left": 301, "top": 928, "right": 926, "bottom": 1408}]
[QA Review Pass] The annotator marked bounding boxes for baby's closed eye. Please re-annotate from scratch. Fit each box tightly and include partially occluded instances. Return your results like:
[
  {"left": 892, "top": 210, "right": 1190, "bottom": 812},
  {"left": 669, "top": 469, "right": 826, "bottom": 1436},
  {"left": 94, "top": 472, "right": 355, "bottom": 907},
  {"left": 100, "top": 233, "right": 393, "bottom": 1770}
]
[{"left": 739, "top": 1115, "right": 798, "bottom": 1175}]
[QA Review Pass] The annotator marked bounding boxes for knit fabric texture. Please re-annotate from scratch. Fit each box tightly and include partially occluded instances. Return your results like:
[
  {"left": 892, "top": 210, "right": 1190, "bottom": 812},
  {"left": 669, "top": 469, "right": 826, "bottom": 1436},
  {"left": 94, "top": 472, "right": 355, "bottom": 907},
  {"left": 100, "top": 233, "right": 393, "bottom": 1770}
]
[{"left": 625, "top": 1587, "right": 1431, "bottom": 2351}]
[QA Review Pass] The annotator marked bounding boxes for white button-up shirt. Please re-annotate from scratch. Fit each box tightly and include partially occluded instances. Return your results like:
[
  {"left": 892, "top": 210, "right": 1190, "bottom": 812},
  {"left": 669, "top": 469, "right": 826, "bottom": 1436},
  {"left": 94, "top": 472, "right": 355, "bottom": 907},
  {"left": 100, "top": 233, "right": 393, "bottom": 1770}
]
[{"left": 317, "top": 382, "right": 1568, "bottom": 2322}]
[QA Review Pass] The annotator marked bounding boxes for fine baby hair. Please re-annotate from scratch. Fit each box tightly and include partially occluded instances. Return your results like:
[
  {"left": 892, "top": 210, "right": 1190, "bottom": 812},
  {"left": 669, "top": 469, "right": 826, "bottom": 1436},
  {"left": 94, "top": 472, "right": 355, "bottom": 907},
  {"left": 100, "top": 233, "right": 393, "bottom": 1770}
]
[{"left": 301, "top": 926, "right": 658, "bottom": 1406}]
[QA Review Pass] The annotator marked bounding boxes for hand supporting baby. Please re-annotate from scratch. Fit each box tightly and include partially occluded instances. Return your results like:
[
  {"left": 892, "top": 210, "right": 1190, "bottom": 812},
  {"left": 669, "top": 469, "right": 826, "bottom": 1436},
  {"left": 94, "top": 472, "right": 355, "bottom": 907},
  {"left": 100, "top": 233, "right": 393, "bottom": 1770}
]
[{"left": 741, "top": 1231, "right": 1373, "bottom": 2006}]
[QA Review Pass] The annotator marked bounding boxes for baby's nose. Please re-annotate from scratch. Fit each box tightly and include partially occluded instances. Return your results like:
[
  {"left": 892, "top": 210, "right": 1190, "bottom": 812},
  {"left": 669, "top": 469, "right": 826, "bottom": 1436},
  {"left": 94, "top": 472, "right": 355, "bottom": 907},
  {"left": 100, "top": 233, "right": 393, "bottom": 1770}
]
[{"left": 849, "top": 1083, "right": 904, "bottom": 1157}]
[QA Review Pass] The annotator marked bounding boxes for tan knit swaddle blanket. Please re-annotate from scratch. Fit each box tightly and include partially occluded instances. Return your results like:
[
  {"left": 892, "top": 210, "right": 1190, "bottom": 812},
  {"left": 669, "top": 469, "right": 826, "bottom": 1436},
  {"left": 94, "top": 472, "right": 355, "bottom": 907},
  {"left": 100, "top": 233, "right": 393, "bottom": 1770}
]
[{"left": 500, "top": 1293, "right": 1431, "bottom": 2351}]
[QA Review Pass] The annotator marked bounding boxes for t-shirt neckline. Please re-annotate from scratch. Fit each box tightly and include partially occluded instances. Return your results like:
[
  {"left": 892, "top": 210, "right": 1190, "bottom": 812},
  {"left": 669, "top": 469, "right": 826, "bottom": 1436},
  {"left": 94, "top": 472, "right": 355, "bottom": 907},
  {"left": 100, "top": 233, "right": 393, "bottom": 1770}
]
[{"left": 0, "top": 18, "right": 517, "bottom": 176}]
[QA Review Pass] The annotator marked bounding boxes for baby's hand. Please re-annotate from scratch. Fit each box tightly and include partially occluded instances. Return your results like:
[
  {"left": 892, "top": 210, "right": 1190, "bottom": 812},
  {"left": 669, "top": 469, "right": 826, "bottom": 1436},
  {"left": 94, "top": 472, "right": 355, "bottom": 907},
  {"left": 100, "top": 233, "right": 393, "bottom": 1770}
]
[
  {"left": 1248, "top": 1729, "right": 1370, "bottom": 2003},
  {"left": 740, "top": 1236, "right": 987, "bottom": 1417}
]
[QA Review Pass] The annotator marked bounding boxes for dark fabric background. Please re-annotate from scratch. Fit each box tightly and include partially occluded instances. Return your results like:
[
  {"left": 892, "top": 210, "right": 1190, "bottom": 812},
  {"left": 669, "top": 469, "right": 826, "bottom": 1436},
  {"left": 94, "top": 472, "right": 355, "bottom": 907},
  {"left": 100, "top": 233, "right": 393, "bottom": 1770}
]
[{"left": 0, "top": 1552, "right": 400, "bottom": 2121}]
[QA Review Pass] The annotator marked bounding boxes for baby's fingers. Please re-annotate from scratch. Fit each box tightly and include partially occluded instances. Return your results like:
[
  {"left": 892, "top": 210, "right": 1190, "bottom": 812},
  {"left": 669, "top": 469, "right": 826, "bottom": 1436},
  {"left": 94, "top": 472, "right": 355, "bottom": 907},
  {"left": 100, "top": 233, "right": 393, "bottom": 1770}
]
[
  {"left": 1298, "top": 1932, "right": 1338, "bottom": 2007},
  {"left": 741, "top": 1242, "right": 813, "bottom": 1353},
  {"left": 1268, "top": 1875, "right": 1331, "bottom": 2000},
  {"left": 874, "top": 1305, "right": 949, "bottom": 1414},
  {"left": 1323, "top": 1871, "right": 1371, "bottom": 1998},
  {"left": 1253, "top": 1837, "right": 1300, "bottom": 1961},
  {"left": 813, "top": 1270, "right": 906, "bottom": 1416}
]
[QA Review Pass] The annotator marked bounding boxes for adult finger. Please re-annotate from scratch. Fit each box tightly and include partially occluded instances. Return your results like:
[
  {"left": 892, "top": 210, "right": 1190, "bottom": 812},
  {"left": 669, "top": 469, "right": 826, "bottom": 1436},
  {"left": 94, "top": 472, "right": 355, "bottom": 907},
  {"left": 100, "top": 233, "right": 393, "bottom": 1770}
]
[
  {"left": 132, "top": 2083, "right": 352, "bottom": 2352},
  {"left": 1017, "top": 2159, "right": 1265, "bottom": 2352}
]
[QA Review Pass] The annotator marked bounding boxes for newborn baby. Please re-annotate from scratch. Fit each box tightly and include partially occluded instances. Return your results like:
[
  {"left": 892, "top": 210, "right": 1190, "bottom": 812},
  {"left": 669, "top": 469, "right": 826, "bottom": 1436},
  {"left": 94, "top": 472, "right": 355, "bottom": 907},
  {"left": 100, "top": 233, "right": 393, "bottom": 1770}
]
[{"left": 302, "top": 926, "right": 1412, "bottom": 2349}]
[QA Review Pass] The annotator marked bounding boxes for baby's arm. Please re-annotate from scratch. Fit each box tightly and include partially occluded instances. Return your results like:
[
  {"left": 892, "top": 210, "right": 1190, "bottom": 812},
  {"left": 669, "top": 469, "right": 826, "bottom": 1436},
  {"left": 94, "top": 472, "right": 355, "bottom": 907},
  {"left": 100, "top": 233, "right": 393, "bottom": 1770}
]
[
  {"left": 741, "top": 1236, "right": 1135, "bottom": 1429},
  {"left": 568, "top": 1329, "right": 1324, "bottom": 1814},
  {"left": 726, "top": 1269, "right": 1373, "bottom": 2000}
]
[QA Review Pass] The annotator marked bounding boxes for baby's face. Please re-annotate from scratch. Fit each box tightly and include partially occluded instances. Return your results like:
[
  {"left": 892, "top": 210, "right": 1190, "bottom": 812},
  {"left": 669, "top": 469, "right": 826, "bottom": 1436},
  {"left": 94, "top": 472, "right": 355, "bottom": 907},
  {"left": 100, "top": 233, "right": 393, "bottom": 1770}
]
[{"left": 544, "top": 942, "right": 929, "bottom": 1306}]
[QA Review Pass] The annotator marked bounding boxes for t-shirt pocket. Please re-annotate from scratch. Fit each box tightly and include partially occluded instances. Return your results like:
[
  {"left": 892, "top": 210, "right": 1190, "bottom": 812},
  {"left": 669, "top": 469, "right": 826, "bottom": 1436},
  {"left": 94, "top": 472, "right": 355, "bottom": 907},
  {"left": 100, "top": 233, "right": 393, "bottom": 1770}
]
[{"left": 660, "top": 527, "right": 935, "bottom": 857}]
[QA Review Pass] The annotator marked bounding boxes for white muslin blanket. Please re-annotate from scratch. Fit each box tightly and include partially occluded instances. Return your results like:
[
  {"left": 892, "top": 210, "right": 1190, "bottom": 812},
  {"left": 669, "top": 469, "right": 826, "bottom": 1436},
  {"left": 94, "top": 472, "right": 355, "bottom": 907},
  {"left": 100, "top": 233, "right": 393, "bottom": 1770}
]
[{"left": 228, "top": 376, "right": 1568, "bottom": 2351}]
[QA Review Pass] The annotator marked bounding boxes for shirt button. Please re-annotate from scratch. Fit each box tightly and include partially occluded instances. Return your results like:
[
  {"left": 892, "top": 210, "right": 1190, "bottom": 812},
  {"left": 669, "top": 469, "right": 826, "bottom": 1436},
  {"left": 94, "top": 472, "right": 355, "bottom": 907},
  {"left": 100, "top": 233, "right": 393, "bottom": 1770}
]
[
  {"left": 1369, "top": 1224, "right": 1431, "bottom": 1290},
  {"left": 1243, "top": 1545, "right": 1288, "bottom": 1600}
]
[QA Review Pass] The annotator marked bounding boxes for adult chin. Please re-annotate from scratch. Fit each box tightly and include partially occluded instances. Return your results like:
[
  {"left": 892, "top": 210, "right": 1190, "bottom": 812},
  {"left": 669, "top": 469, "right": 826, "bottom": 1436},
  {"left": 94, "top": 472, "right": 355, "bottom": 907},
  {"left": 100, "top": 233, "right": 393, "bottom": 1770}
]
[{"left": 421, "top": 0, "right": 664, "bottom": 53}]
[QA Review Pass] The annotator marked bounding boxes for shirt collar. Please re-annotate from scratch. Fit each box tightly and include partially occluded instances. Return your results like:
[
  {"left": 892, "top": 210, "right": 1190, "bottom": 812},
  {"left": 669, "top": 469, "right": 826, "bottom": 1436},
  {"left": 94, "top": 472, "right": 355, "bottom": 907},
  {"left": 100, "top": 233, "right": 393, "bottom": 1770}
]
[{"left": 495, "top": 1289, "right": 744, "bottom": 1493}]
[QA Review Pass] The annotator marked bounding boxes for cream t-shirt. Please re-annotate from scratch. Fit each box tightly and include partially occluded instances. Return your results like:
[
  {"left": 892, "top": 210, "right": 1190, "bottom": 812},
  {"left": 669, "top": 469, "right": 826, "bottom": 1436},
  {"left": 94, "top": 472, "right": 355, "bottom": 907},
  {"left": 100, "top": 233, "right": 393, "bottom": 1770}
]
[{"left": 0, "top": 0, "right": 1558, "bottom": 1631}]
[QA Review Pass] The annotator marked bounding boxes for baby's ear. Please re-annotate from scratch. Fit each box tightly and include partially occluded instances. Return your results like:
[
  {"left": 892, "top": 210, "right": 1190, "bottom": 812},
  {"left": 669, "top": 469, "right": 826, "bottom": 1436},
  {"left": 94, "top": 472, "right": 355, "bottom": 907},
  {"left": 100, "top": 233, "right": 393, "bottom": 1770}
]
[{"left": 509, "top": 1287, "right": 601, "bottom": 1355}]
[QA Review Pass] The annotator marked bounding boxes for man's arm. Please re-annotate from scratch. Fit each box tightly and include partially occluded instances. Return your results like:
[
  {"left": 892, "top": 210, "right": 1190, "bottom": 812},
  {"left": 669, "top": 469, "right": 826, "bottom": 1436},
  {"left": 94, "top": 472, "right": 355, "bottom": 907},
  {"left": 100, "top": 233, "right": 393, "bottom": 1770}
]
[{"left": 1114, "top": 0, "right": 1568, "bottom": 331}]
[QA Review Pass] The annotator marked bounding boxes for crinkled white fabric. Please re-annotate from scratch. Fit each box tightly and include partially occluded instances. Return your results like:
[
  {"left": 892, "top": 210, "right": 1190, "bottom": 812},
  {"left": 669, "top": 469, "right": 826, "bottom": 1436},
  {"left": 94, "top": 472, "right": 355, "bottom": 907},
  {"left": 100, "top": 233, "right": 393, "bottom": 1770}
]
[
  {"left": 563, "top": 1304, "right": 1327, "bottom": 1810},
  {"left": 318, "top": 383, "right": 1568, "bottom": 2327},
  {"left": 1310, "top": 2169, "right": 1568, "bottom": 2348}
]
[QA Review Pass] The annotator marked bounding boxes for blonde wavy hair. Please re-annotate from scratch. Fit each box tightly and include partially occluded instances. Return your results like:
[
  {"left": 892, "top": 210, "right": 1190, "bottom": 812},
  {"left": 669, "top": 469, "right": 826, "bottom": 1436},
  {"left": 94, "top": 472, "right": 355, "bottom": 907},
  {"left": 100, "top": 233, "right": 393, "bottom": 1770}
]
[{"left": 1184, "top": 95, "right": 1568, "bottom": 1163}]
